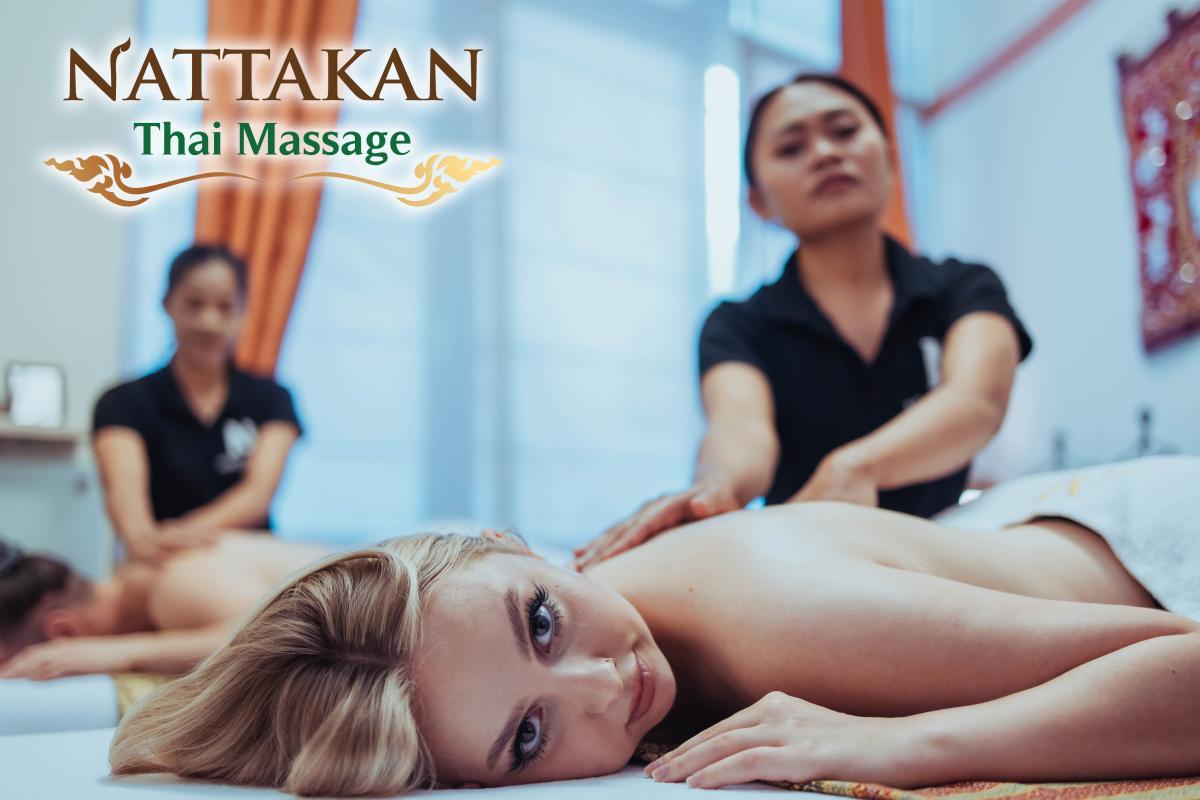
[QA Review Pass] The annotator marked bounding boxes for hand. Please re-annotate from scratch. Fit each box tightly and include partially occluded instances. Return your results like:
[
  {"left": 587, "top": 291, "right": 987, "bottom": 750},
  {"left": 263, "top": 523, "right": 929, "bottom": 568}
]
[
  {"left": 157, "top": 519, "right": 220, "bottom": 552},
  {"left": 573, "top": 482, "right": 739, "bottom": 570},
  {"left": 0, "top": 638, "right": 135, "bottom": 680},
  {"left": 125, "top": 521, "right": 219, "bottom": 565},
  {"left": 790, "top": 449, "right": 878, "bottom": 507},
  {"left": 643, "top": 691, "right": 920, "bottom": 790},
  {"left": 124, "top": 529, "right": 171, "bottom": 565}
]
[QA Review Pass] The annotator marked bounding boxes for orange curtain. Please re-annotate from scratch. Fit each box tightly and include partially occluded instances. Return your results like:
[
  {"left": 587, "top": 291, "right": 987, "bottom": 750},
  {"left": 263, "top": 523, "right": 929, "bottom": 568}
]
[
  {"left": 196, "top": 0, "right": 359, "bottom": 375},
  {"left": 839, "top": 0, "right": 913, "bottom": 248}
]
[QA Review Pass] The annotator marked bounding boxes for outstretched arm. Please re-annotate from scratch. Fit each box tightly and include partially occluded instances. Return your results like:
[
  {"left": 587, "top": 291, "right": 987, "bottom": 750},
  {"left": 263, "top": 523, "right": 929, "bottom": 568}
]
[
  {"left": 0, "top": 625, "right": 232, "bottom": 680},
  {"left": 911, "top": 629, "right": 1200, "bottom": 783},
  {"left": 649, "top": 562, "right": 1200, "bottom": 788},
  {"left": 792, "top": 312, "right": 1019, "bottom": 504}
]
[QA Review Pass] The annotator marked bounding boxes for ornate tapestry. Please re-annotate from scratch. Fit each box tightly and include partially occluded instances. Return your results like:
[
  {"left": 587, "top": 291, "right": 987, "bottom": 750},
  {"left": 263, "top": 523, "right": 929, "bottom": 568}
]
[{"left": 1118, "top": 9, "right": 1200, "bottom": 351}]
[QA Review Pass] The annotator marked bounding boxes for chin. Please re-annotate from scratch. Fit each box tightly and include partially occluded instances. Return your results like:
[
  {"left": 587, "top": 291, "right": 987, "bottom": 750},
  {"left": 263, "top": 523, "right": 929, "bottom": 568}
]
[{"left": 791, "top": 200, "right": 883, "bottom": 238}]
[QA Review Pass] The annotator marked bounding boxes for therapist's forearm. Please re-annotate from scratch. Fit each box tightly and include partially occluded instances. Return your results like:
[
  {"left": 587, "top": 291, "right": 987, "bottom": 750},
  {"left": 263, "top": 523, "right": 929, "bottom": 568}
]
[
  {"left": 838, "top": 383, "right": 1004, "bottom": 491},
  {"left": 694, "top": 420, "right": 777, "bottom": 505},
  {"left": 179, "top": 481, "right": 273, "bottom": 531}
]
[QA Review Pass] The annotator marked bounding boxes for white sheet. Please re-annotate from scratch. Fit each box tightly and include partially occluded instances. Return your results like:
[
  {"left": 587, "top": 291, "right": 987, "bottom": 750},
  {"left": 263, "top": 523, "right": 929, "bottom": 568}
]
[
  {"left": 0, "top": 674, "right": 118, "bottom": 735},
  {"left": 1, "top": 727, "right": 806, "bottom": 799},
  {"left": 936, "top": 455, "right": 1200, "bottom": 621}
]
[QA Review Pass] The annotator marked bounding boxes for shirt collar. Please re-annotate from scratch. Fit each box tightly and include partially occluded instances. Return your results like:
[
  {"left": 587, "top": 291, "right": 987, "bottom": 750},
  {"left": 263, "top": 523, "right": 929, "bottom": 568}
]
[
  {"left": 759, "top": 234, "right": 937, "bottom": 336},
  {"left": 153, "top": 360, "right": 240, "bottom": 423}
]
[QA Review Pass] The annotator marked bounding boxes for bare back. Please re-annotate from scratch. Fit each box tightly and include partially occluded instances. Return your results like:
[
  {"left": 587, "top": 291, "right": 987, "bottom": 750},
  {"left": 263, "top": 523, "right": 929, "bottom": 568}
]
[
  {"left": 587, "top": 503, "right": 1176, "bottom": 725},
  {"left": 143, "top": 534, "right": 333, "bottom": 630}
]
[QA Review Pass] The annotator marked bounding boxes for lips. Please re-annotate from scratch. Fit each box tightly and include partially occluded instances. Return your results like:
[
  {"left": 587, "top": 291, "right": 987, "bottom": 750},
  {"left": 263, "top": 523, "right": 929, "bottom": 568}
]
[
  {"left": 812, "top": 173, "right": 858, "bottom": 196},
  {"left": 627, "top": 651, "right": 655, "bottom": 726}
]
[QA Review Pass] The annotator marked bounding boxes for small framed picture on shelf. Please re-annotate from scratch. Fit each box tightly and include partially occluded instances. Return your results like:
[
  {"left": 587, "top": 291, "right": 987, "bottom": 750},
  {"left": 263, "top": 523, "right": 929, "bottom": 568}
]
[{"left": 5, "top": 362, "right": 66, "bottom": 428}]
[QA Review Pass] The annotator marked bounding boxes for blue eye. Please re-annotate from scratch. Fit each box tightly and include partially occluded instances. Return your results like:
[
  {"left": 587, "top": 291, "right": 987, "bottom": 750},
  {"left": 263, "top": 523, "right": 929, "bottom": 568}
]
[
  {"left": 516, "top": 713, "right": 540, "bottom": 756},
  {"left": 530, "top": 604, "right": 553, "bottom": 648},
  {"left": 525, "top": 585, "right": 562, "bottom": 654},
  {"left": 510, "top": 710, "right": 550, "bottom": 771}
]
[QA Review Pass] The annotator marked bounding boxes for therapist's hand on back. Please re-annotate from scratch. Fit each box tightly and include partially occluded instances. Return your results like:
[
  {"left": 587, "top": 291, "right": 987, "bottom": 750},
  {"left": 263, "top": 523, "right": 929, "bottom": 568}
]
[
  {"left": 789, "top": 447, "right": 878, "bottom": 507},
  {"left": 573, "top": 481, "right": 740, "bottom": 570},
  {"left": 126, "top": 520, "right": 220, "bottom": 564}
]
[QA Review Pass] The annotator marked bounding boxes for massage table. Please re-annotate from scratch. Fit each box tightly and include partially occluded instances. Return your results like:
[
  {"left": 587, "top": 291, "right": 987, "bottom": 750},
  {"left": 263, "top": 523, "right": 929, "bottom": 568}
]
[{"left": 0, "top": 727, "right": 801, "bottom": 799}]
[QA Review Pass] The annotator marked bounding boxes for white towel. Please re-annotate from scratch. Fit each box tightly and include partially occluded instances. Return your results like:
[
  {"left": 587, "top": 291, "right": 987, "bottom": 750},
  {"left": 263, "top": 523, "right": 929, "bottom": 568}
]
[{"left": 935, "top": 456, "right": 1200, "bottom": 621}]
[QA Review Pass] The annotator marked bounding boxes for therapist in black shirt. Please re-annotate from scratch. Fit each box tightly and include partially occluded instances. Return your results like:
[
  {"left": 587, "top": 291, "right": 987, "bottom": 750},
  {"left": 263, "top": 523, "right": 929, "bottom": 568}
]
[
  {"left": 92, "top": 245, "right": 303, "bottom": 563},
  {"left": 575, "top": 73, "right": 1032, "bottom": 569}
]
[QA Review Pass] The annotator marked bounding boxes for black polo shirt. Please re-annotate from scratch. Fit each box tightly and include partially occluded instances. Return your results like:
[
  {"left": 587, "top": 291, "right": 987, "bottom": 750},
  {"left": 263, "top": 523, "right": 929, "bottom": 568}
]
[
  {"left": 92, "top": 364, "right": 303, "bottom": 528},
  {"left": 698, "top": 236, "right": 1032, "bottom": 518}
]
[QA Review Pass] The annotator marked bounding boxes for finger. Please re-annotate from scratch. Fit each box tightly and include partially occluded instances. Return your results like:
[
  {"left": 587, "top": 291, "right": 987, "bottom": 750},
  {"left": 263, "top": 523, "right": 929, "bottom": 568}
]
[
  {"left": 650, "top": 727, "right": 768, "bottom": 783},
  {"left": 686, "top": 746, "right": 795, "bottom": 789},
  {"left": 580, "top": 516, "right": 642, "bottom": 566},
  {"left": 689, "top": 490, "right": 724, "bottom": 518},
  {"left": 589, "top": 513, "right": 659, "bottom": 565},
  {"left": 588, "top": 526, "right": 640, "bottom": 564},
  {"left": 646, "top": 702, "right": 763, "bottom": 771},
  {"left": 575, "top": 530, "right": 621, "bottom": 569},
  {"left": 588, "top": 493, "right": 689, "bottom": 567}
]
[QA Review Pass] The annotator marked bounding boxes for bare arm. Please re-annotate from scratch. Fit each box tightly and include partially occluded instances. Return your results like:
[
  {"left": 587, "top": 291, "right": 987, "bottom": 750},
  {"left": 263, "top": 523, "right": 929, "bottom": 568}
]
[
  {"left": 792, "top": 564, "right": 1200, "bottom": 782},
  {"left": 796, "top": 312, "right": 1020, "bottom": 501},
  {"left": 696, "top": 362, "right": 779, "bottom": 506},
  {"left": 93, "top": 427, "right": 159, "bottom": 549},
  {"left": 914, "top": 630, "right": 1200, "bottom": 782},
  {"left": 653, "top": 557, "right": 1200, "bottom": 788},
  {"left": 0, "top": 625, "right": 233, "bottom": 679},
  {"left": 176, "top": 422, "right": 298, "bottom": 531},
  {"left": 573, "top": 363, "right": 778, "bottom": 568}
]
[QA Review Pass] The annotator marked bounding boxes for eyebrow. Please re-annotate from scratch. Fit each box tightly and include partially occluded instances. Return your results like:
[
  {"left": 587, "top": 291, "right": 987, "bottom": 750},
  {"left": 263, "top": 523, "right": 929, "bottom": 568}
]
[
  {"left": 773, "top": 108, "right": 857, "bottom": 138},
  {"left": 486, "top": 589, "right": 533, "bottom": 771}
]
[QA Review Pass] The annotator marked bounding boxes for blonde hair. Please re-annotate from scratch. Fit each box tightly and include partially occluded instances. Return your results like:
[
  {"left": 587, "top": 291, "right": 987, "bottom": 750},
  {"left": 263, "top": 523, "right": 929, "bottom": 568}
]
[{"left": 109, "top": 532, "right": 524, "bottom": 797}]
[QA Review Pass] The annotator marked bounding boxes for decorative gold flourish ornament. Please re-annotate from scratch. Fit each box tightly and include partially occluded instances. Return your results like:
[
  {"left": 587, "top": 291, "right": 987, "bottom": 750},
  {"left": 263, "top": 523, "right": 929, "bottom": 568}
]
[
  {"left": 44, "top": 154, "right": 256, "bottom": 207},
  {"left": 292, "top": 153, "right": 501, "bottom": 206},
  {"left": 45, "top": 152, "right": 498, "bottom": 209}
]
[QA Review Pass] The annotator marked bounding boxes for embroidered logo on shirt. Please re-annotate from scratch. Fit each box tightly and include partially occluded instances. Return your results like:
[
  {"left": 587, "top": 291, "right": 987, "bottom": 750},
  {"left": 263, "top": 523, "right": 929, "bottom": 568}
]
[{"left": 214, "top": 417, "right": 257, "bottom": 475}]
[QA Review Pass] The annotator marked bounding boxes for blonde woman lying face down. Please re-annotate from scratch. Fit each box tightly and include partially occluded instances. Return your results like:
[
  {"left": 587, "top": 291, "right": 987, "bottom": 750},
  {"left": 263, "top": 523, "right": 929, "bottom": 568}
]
[{"left": 110, "top": 458, "right": 1200, "bottom": 796}]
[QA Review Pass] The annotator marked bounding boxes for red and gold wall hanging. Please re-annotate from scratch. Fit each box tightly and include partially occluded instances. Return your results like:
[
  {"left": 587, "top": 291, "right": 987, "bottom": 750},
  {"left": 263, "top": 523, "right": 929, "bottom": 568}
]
[{"left": 1119, "top": 8, "right": 1200, "bottom": 352}]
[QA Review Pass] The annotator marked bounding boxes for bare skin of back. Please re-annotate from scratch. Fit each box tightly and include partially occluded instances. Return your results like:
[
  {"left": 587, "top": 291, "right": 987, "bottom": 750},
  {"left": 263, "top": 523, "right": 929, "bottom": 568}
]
[
  {"left": 588, "top": 502, "right": 1179, "bottom": 729},
  {"left": 135, "top": 534, "right": 333, "bottom": 631}
]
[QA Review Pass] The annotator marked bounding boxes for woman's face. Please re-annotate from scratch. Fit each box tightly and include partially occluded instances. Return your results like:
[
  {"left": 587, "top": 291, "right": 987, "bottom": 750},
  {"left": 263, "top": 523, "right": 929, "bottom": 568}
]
[
  {"left": 414, "top": 552, "right": 676, "bottom": 787},
  {"left": 163, "top": 261, "right": 244, "bottom": 368},
  {"left": 749, "top": 82, "right": 893, "bottom": 239}
]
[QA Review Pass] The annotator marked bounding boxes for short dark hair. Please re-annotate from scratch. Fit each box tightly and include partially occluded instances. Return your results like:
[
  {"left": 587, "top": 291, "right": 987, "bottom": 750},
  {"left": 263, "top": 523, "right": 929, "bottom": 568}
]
[
  {"left": 165, "top": 244, "right": 249, "bottom": 301},
  {"left": 0, "top": 541, "right": 80, "bottom": 638},
  {"left": 743, "top": 73, "right": 889, "bottom": 189}
]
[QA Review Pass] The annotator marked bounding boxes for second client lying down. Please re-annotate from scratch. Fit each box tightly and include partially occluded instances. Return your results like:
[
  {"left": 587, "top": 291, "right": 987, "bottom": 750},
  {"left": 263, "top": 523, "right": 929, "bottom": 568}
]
[
  {"left": 109, "top": 456, "right": 1200, "bottom": 796},
  {"left": 0, "top": 535, "right": 331, "bottom": 679}
]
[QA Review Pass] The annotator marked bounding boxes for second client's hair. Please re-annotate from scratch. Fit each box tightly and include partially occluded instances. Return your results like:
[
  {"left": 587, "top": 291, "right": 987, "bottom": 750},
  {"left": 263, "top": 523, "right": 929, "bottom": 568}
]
[
  {"left": 108, "top": 532, "right": 526, "bottom": 797},
  {"left": 0, "top": 541, "right": 90, "bottom": 660}
]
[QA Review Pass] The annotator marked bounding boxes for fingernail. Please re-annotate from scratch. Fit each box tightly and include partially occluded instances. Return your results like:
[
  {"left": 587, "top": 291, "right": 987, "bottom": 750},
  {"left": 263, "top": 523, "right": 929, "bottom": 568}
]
[
  {"left": 651, "top": 765, "right": 669, "bottom": 781},
  {"left": 643, "top": 758, "right": 662, "bottom": 775},
  {"left": 686, "top": 775, "right": 702, "bottom": 788}
]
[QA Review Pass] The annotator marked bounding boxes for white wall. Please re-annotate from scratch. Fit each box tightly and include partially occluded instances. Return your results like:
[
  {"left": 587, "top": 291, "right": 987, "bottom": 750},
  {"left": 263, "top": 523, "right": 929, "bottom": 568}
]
[
  {"left": 914, "top": 0, "right": 1200, "bottom": 479},
  {"left": 0, "top": 0, "right": 137, "bottom": 574}
]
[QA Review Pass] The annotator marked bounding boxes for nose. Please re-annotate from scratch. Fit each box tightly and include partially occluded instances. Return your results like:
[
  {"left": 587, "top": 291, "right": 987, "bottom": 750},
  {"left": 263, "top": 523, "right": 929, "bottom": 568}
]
[
  {"left": 561, "top": 656, "right": 624, "bottom": 716},
  {"left": 810, "top": 134, "right": 842, "bottom": 166}
]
